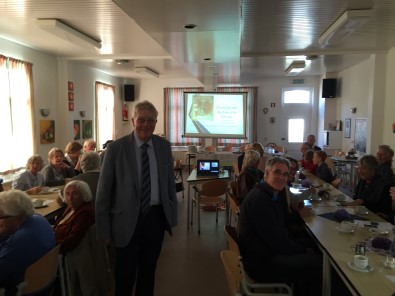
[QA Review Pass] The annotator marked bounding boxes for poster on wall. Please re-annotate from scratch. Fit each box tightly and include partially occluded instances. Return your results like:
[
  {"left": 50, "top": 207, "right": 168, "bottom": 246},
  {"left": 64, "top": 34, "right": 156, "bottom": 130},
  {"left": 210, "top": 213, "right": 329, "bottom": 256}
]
[
  {"left": 74, "top": 120, "right": 80, "bottom": 140},
  {"left": 82, "top": 120, "right": 93, "bottom": 139},
  {"left": 355, "top": 118, "right": 367, "bottom": 153},
  {"left": 40, "top": 120, "right": 55, "bottom": 144}
]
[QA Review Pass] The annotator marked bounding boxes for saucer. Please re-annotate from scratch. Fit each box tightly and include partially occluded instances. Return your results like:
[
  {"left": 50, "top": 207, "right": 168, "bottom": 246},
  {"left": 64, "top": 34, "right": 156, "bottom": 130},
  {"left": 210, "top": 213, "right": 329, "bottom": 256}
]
[
  {"left": 336, "top": 227, "right": 355, "bottom": 234},
  {"left": 348, "top": 261, "right": 373, "bottom": 272},
  {"left": 48, "top": 187, "right": 61, "bottom": 193},
  {"left": 34, "top": 204, "right": 48, "bottom": 209},
  {"left": 369, "top": 228, "right": 389, "bottom": 235},
  {"left": 383, "top": 260, "right": 395, "bottom": 269}
]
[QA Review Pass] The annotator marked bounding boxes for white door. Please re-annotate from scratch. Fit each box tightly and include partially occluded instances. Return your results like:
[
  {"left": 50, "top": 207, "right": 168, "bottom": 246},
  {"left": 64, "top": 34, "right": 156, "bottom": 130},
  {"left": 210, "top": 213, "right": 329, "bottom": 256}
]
[{"left": 280, "top": 87, "right": 313, "bottom": 159}]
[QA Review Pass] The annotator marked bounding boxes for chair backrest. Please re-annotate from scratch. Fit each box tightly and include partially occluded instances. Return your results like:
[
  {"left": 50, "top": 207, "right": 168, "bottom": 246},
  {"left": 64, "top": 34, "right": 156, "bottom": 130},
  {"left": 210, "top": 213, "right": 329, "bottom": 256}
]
[
  {"left": 224, "top": 225, "right": 240, "bottom": 255},
  {"left": 273, "top": 145, "right": 286, "bottom": 153},
  {"left": 205, "top": 146, "right": 216, "bottom": 152},
  {"left": 223, "top": 145, "right": 233, "bottom": 152},
  {"left": 173, "top": 159, "right": 182, "bottom": 170},
  {"left": 21, "top": 244, "right": 61, "bottom": 295},
  {"left": 232, "top": 163, "right": 240, "bottom": 180},
  {"left": 220, "top": 250, "right": 243, "bottom": 296},
  {"left": 201, "top": 179, "right": 228, "bottom": 197},
  {"left": 227, "top": 192, "right": 239, "bottom": 224}
]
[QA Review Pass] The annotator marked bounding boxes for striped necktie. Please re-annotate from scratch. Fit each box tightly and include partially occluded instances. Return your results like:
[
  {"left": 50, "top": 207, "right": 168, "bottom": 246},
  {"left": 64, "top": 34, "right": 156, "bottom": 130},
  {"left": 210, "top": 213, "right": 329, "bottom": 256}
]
[{"left": 140, "top": 143, "right": 151, "bottom": 215}]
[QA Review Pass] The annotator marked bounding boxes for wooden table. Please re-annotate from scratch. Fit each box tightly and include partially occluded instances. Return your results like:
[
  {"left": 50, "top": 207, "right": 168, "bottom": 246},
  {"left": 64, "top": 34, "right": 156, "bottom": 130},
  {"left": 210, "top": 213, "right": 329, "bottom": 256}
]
[
  {"left": 186, "top": 169, "right": 230, "bottom": 230},
  {"left": 302, "top": 173, "right": 395, "bottom": 296},
  {"left": 30, "top": 187, "right": 65, "bottom": 221}
]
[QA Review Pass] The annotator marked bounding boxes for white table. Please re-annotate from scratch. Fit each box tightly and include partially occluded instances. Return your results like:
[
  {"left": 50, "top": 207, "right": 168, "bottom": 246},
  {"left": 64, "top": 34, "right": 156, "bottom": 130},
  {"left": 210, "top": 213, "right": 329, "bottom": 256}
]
[
  {"left": 303, "top": 173, "right": 395, "bottom": 296},
  {"left": 186, "top": 169, "right": 230, "bottom": 230}
]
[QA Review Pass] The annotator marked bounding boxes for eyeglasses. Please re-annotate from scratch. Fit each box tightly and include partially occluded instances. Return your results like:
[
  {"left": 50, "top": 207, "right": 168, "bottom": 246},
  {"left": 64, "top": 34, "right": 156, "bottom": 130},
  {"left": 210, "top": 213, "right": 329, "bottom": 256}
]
[
  {"left": 0, "top": 215, "right": 13, "bottom": 220},
  {"left": 135, "top": 117, "right": 157, "bottom": 125},
  {"left": 270, "top": 169, "right": 289, "bottom": 178}
]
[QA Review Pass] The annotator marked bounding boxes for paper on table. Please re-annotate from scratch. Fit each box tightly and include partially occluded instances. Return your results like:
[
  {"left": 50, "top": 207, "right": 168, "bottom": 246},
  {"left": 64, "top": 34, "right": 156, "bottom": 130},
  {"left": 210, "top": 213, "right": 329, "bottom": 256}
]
[{"left": 386, "top": 275, "right": 395, "bottom": 283}]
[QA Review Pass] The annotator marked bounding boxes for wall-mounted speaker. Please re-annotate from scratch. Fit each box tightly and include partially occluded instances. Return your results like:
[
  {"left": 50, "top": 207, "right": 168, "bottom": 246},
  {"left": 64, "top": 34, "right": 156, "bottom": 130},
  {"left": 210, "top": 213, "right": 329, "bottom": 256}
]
[
  {"left": 322, "top": 78, "right": 337, "bottom": 98},
  {"left": 124, "top": 84, "right": 135, "bottom": 101}
]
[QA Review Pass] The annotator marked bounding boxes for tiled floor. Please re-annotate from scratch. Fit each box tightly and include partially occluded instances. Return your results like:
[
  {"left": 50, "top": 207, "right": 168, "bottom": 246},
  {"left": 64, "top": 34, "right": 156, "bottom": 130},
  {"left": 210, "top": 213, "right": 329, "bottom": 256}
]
[{"left": 155, "top": 170, "right": 230, "bottom": 296}]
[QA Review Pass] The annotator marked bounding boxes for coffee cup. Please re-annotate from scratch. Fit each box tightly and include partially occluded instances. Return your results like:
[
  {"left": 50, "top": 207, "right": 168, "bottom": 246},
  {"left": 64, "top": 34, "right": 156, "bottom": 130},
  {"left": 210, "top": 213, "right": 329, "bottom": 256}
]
[
  {"left": 34, "top": 199, "right": 44, "bottom": 207},
  {"left": 322, "top": 183, "right": 330, "bottom": 190},
  {"left": 354, "top": 255, "right": 368, "bottom": 269},
  {"left": 40, "top": 186, "right": 49, "bottom": 193},
  {"left": 341, "top": 221, "right": 357, "bottom": 232},
  {"left": 335, "top": 194, "right": 347, "bottom": 202}
]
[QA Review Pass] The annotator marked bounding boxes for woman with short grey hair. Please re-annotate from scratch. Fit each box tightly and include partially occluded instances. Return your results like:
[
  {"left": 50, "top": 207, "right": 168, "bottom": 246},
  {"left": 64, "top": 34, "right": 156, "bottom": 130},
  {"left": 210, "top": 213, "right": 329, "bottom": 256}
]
[
  {"left": 72, "top": 152, "right": 101, "bottom": 200},
  {"left": 0, "top": 190, "right": 55, "bottom": 294},
  {"left": 53, "top": 180, "right": 95, "bottom": 253},
  {"left": 12, "top": 155, "right": 45, "bottom": 194}
]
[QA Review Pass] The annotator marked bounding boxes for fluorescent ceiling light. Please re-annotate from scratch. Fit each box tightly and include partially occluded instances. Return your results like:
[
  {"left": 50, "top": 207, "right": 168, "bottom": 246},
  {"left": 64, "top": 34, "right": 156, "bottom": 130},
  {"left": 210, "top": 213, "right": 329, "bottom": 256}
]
[
  {"left": 318, "top": 9, "right": 372, "bottom": 46},
  {"left": 285, "top": 61, "right": 305, "bottom": 76},
  {"left": 36, "top": 19, "right": 102, "bottom": 50},
  {"left": 135, "top": 67, "right": 160, "bottom": 78}
]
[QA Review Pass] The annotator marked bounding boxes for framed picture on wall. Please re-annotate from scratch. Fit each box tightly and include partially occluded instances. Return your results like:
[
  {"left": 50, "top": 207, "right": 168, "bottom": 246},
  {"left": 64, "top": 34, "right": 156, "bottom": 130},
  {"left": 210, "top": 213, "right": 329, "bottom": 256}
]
[
  {"left": 355, "top": 118, "right": 367, "bottom": 153},
  {"left": 345, "top": 118, "right": 351, "bottom": 138}
]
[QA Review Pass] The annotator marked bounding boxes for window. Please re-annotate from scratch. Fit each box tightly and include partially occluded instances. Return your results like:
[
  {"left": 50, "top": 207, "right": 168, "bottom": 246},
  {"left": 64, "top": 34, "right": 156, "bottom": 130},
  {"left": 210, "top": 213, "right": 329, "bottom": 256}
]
[
  {"left": 95, "top": 82, "right": 115, "bottom": 149},
  {"left": 288, "top": 118, "right": 304, "bottom": 142},
  {"left": 0, "top": 55, "right": 34, "bottom": 171},
  {"left": 283, "top": 89, "right": 310, "bottom": 104}
]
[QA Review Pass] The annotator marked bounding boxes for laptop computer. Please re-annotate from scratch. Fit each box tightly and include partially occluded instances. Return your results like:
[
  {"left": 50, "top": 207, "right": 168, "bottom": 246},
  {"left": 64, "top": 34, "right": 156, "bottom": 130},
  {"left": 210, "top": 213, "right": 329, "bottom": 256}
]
[{"left": 196, "top": 159, "right": 220, "bottom": 177}]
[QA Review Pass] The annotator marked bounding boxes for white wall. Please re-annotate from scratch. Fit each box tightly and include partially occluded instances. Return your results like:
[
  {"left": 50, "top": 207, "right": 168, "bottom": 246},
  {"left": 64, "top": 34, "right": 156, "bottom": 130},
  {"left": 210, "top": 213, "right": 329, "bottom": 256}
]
[{"left": 383, "top": 48, "right": 395, "bottom": 149}]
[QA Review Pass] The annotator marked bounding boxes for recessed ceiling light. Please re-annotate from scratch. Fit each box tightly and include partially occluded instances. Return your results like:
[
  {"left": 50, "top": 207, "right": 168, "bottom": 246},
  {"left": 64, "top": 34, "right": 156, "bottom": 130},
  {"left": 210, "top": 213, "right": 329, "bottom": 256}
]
[
  {"left": 306, "top": 55, "right": 319, "bottom": 61},
  {"left": 184, "top": 24, "right": 197, "bottom": 30}
]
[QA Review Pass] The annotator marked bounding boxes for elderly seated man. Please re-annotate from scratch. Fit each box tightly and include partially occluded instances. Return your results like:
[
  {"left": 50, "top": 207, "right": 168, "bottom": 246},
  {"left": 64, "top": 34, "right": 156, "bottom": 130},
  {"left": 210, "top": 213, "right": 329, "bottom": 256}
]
[
  {"left": 0, "top": 190, "right": 55, "bottom": 295},
  {"left": 347, "top": 155, "right": 392, "bottom": 219},
  {"left": 238, "top": 157, "right": 322, "bottom": 296},
  {"left": 306, "top": 134, "right": 322, "bottom": 151},
  {"left": 375, "top": 144, "right": 394, "bottom": 186}
]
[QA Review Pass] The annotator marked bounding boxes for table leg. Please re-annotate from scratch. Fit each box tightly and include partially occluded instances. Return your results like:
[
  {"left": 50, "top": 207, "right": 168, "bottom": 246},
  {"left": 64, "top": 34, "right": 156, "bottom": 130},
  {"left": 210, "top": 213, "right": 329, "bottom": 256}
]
[{"left": 187, "top": 183, "right": 191, "bottom": 230}]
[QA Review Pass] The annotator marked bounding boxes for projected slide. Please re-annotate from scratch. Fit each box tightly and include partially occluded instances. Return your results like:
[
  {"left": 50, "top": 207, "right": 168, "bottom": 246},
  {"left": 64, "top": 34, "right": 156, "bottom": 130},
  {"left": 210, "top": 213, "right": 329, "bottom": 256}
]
[{"left": 184, "top": 92, "right": 246, "bottom": 138}]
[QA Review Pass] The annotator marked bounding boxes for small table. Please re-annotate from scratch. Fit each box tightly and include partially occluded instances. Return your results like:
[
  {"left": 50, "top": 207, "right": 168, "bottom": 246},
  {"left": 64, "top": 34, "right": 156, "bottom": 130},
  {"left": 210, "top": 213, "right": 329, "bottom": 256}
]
[{"left": 186, "top": 169, "right": 230, "bottom": 230}]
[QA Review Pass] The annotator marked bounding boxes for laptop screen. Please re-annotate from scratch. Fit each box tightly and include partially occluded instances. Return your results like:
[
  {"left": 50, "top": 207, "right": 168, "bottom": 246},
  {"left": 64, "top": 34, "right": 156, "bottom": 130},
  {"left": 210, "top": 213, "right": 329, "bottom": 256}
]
[{"left": 196, "top": 159, "right": 220, "bottom": 176}]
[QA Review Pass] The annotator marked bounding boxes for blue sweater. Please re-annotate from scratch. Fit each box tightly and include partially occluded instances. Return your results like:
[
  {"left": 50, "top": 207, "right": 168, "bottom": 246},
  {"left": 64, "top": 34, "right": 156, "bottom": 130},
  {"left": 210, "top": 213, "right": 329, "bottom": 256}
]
[{"left": 0, "top": 214, "right": 55, "bottom": 293}]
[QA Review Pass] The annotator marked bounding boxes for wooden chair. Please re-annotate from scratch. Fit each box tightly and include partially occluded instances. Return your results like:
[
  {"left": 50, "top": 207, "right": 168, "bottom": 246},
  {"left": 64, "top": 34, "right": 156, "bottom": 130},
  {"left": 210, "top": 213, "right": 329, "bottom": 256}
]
[
  {"left": 220, "top": 250, "right": 293, "bottom": 296},
  {"left": 273, "top": 146, "right": 286, "bottom": 154},
  {"left": 174, "top": 159, "right": 184, "bottom": 198},
  {"left": 226, "top": 192, "right": 239, "bottom": 226},
  {"left": 205, "top": 146, "right": 216, "bottom": 153},
  {"left": 224, "top": 225, "right": 240, "bottom": 255},
  {"left": 192, "top": 179, "right": 228, "bottom": 234},
  {"left": 223, "top": 145, "right": 233, "bottom": 152},
  {"left": 17, "top": 244, "right": 61, "bottom": 295}
]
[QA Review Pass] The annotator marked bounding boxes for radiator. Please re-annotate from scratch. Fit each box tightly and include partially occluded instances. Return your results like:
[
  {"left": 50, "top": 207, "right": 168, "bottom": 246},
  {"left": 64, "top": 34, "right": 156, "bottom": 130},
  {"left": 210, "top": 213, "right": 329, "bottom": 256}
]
[{"left": 172, "top": 150, "right": 187, "bottom": 163}]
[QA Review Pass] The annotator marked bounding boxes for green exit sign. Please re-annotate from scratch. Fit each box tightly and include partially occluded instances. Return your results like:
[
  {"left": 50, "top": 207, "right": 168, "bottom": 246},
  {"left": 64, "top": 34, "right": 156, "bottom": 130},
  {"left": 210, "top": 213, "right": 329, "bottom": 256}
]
[{"left": 292, "top": 79, "right": 304, "bottom": 84}]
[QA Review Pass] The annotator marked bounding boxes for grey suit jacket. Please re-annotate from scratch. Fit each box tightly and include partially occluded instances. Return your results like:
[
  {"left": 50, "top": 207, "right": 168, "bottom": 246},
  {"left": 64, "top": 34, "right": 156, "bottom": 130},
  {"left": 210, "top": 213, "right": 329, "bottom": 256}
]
[{"left": 95, "top": 132, "right": 178, "bottom": 247}]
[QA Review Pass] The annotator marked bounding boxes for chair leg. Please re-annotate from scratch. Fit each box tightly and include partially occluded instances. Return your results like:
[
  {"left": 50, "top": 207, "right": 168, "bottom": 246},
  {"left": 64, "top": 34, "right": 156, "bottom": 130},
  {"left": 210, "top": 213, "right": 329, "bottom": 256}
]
[
  {"left": 216, "top": 204, "right": 219, "bottom": 223},
  {"left": 198, "top": 200, "right": 201, "bottom": 234}
]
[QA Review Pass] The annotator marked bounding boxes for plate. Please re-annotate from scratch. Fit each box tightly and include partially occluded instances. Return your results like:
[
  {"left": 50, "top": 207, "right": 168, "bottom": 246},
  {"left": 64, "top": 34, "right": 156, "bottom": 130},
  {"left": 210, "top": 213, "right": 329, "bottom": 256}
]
[
  {"left": 348, "top": 261, "right": 373, "bottom": 272},
  {"left": 34, "top": 204, "right": 49, "bottom": 209},
  {"left": 369, "top": 229, "right": 389, "bottom": 235},
  {"left": 336, "top": 227, "right": 355, "bottom": 234},
  {"left": 48, "top": 187, "right": 61, "bottom": 193},
  {"left": 383, "top": 260, "right": 395, "bottom": 269}
]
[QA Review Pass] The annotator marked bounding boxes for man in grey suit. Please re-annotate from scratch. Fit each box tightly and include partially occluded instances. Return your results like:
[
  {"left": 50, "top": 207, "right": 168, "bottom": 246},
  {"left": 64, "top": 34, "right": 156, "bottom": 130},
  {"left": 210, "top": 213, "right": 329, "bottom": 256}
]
[{"left": 96, "top": 100, "right": 178, "bottom": 296}]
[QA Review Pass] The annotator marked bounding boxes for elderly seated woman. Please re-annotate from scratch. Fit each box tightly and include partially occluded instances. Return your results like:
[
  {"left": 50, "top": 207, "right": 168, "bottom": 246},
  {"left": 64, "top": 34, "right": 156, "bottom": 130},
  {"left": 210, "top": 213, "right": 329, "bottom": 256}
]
[
  {"left": 53, "top": 180, "right": 95, "bottom": 254},
  {"left": 236, "top": 149, "right": 262, "bottom": 204},
  {"left": 346, "top": 155, "right": 392, "bottom": 219},
  {"left": 71, "top": 151, "right": 101, "bottom": 201},
  {"left": 0, "top": 190, "right": 55, "bottom": 294},
  {"left": 42, "top": 147, "right": 75, "bottom": 187},
  {"left": 12, "top": 155, "right": 46, "bottom": 195}
]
